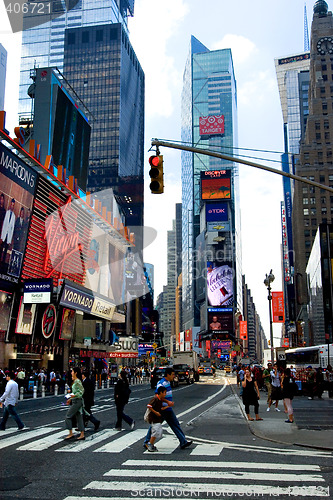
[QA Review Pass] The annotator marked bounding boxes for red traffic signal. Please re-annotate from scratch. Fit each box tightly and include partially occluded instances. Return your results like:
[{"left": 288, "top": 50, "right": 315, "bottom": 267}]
[{"left": 148, "top": 155, "right": 164, "bottom": 194}]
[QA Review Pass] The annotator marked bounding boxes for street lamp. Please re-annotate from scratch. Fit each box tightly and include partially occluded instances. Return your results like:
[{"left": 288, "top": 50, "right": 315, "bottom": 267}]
[{"left": 264, "top": 269, "right": 275, "bottom": 364}]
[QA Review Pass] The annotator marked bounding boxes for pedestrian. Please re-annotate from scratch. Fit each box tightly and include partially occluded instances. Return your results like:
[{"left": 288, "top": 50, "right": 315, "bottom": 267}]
[
  {"left": 114, "top": 370, "right": 135, "bottom": 431},
  {"left": 242, "top": 368, "right": 262, "bottom": 421},
  {"left": 281, "top": 368, "right": 295, "bottom": 423},
  {"left": 306, "top": 365, "right": 316, "bottom": 400},
  {"left": 315, "top": 367, "right": 324, "bottom": 399},
  {"left": 326, "top": 364, "right": 333, "bottom": 398},
  {"left": 49, "top": 369, "right": 56, "bottom": 393},
  {"left": 267, "top": 364, "right": 282, "bottom": 411},
  {"left": 145, "top": 386, "right": 168, "bottom": 452},
  {"left": 16, "top": 367, "right": 25, "bottom": 392},
  {"left": 64, "top": 367, "right": 85, "bottom": 441},
  {"left": 82, "top": 371, "right": 100, "bottom": 431},
  {"left": 0, "top": 372, "right": 24, "bottom": 430},
  {"left": 262, "top": 362, "right": 272, "bottom": 404},
  {"left": 143, "top": 367, "right": 193, "bottom": 450}
]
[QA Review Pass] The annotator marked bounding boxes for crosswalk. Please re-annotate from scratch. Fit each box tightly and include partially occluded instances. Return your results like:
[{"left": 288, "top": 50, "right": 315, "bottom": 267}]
[
  {"left": 0, "top": 425, "right": 332, "bottom": 459},
  {"left": 62, "top": 458, "right": 330, "bottom": 500}
]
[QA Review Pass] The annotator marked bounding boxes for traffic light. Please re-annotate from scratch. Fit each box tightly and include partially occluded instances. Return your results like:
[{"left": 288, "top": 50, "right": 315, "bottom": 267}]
[{"left": 149, "top": 155, "right": 164, "bottom": 194}]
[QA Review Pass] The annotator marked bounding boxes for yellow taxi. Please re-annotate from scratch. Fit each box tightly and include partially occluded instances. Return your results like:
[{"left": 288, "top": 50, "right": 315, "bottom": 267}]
[{"left": 224, "top": 365, "right": 231, "bottom": 373}]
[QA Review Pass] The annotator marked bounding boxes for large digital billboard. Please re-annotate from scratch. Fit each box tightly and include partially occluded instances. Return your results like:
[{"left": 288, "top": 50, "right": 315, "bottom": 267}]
[
  {"left": 208, "top": 308, "right": 234, "bottom": 338},
  {"left": 0, "top": 142, "right": 37, "bottom": 284},
  {"left": 207, "top": 261, "right": 233, "bottom": 307},
  {"left": 199, "top": 115, "right": 225, "bottom": 137},
  {"left": 201, "top": 170, "right": 231, "bottom": 200},
  {"left": 205, "top": 202, "right": 228, "bottom": 223}
]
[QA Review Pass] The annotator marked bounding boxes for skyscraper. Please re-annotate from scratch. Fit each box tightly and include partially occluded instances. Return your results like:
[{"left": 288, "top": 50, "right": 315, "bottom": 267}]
[
  {"left": 181, "top": 36, "right": 241, "bottom": 336},
  {"left": 293, "top": 0, "right": 333, "bottom": 344},
  {"left": 0, "top": 43, "right": 7, "bottom": 110}
]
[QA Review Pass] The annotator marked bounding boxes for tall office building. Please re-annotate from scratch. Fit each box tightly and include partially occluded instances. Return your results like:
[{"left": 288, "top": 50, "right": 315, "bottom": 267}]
[
  {"left": 0, "top": 44, "right": 7, "bottom": 110},
  {"left": 19, "top": 1, "right": 134, "bottom": 116},
  {"left": 293, "top": 0, "right": 333, "bottom": 344},
  {"left": 275, "top": 53, "right": 310, "bottom": 343},
  {"left": 181, "top": 36, "right": 241, "bottom": 335}
]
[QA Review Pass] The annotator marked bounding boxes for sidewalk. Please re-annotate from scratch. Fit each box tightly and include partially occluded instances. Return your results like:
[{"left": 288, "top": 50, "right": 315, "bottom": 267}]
[{"left": 229, "top": 377, "right": 333, "bottom": 451}]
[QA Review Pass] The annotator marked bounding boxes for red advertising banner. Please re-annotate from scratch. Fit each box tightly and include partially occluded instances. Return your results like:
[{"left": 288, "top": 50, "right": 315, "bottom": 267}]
[
  {"left": 239, "top": 321, "right": 248, "bottom": 340},
  {"left": 272, "top": 292, "right": 285, "bottom": 323},
  {"left": 282, "top": 337, "right": 289, "bottom": 347},
  {"left": 199, "top": 115, "right": 225, "bottom": 136},
  {"left": 185, "top": 328, "right": 192, "bottom": 342}
]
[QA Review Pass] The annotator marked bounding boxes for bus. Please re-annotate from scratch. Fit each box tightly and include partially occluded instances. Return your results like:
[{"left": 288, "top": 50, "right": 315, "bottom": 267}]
[{"left": 285, "top": 344, "right": 333, "bottom": 370}]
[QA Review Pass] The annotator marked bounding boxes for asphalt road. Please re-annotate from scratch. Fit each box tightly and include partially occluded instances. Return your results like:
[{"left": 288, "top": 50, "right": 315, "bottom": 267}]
[{"left": 0, "top": 374, "right": 332, "bottom": 500}]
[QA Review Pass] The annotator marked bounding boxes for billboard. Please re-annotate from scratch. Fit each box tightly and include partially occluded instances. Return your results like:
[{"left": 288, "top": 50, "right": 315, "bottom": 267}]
[
  {"left": 272, "top": 292, "right": 285, "bottom": 323},
  {"left": 206, "top": 202, "right": 228, "bottom": 222},
  {"left": 201, "top": 170, "right": 231, "bottom": 200},
  {"left": 239, "top": 320, "right": 248, "bottom": 340},
  {"left": 0, "top": 142, "right": 37, "bottom": 283},
  {"left": 207, "top": 261, "right": 233, "bottom": 307},
  {"left": 0, "top": 289, "right": 13, "bottom": 340},
  {"left": 199, "top": 115, "right": 225, "bottom": 136},
  {"left": 15, "top": 297, "right": 37, "bottom": 335},
  {"left": 33, "top": 68, "right": 91, "bottom": 190},
  {"left": 208, "top": 309, "right": 233, "bottom": 337},
  {"left": 59, "top": 308, "right": 76, "bottom": 340}
]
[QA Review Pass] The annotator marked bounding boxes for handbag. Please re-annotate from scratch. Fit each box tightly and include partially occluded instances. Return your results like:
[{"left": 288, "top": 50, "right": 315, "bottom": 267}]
[{"left": 143, "top": 408, "right": 151, "bottom": 423}]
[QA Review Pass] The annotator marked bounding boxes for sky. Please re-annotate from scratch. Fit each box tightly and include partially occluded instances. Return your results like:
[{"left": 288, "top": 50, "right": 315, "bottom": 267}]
[{"left": 0, "top": 0, "right": 318, "bottom": 347}]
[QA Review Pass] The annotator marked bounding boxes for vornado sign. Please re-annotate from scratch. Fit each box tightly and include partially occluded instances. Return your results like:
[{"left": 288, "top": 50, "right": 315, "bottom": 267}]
[{"left": 59, "top": 284, "right": 115, "bottom": 320}]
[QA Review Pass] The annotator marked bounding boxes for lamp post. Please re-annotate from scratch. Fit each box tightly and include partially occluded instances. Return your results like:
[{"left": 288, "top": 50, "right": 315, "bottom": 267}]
[{"left": 264, "top": 270, "right": 275, "bottom": 364}]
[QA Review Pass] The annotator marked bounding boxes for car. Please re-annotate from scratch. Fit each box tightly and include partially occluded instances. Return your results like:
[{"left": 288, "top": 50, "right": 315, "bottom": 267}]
[
  {"left": 198, "top": 366, "right": 204, "bottom": 374},
  {"left": 202, "top": 366, "right": 213, "bottom": 376},
  {"left": 150, "top": 366, "right": 179, "bottom": 389},
  {"left": 172, "top": 364, "right": 195, "bottom": 384},
  {"left": 224, "top": 366, "right": 231, "bottom": 373}
]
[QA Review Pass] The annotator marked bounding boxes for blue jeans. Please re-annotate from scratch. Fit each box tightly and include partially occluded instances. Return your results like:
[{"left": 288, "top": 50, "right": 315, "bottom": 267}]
[
  {"left": 144, "top": 409, "right": 187, "bottom": 447},
  {"left": 0, "top": 404, "right": 24, "bottom": 430}
]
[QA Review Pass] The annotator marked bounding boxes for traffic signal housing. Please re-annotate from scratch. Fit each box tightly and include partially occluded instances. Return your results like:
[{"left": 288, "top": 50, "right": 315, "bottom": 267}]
[{"left": 149, "top": 155, "right": 164, "bottom": 194}]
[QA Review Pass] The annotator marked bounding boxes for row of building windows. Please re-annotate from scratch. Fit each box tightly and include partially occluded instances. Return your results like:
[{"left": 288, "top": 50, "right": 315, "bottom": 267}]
[{"left": 303, "top": 207, "right": 333, "bottom": 215}]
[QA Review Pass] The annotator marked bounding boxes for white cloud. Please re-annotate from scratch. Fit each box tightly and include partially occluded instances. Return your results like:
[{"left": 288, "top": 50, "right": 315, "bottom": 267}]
[
  {"left": 129, "top": 0, "right": 189, "bottom": 118},
  {"left": 211, "top": 34, "right": 257, "bottom": 65},
  {"left": 238, "top": 70, "right": 276, "bottom": 107}
]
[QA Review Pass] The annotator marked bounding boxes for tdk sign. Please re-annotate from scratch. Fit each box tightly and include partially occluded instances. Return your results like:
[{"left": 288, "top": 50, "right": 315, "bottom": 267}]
[{"left": 206, "top": 202, "right": 228, "bottom": 222}]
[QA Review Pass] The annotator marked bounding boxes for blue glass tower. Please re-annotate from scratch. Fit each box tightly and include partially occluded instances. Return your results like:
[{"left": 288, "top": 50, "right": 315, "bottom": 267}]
[{"left": 181, "top": 36, "right": 241, "bottom": 332}]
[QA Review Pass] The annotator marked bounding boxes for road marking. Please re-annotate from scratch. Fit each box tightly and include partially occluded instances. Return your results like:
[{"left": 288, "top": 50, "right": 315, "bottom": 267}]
[
  {"left": 83, "top": 481, "right": 329, "bottom": 497},
  {"left": 57, "top": 429, "right": 121, "bottom": 452},
  {"left": 0, "top": 428, "right": 20, "bottom": 437},
  {"left": 0, "top": 427, "right": 58, "bottom": 450},
  {"left": 94, "top": 429, "right": 147, "bottom": 453},
  {"left": 190, "top": 443, "right": 223, "bottom": 455},
  {"left": 122, "top": 459, "right": 321, "bottom": 471},
  {"left": 144, "top": 435, "right": 180, "bottom": 454},
  {"left": 103, "top": 468, "right": 323, "bottom": 482},
  {"left": 18, "top": 430, "right": 68, "bottom": 450}
]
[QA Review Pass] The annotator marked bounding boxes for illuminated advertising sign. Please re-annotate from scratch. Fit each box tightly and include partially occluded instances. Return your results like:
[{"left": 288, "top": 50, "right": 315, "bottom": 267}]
[
  {"left": 207, "top": 221, "right": 230, "bottom": 232},
  {"left": 41, "top": 304, "right": 57, "bottom": 339},
  {"left": 206, "top": 202, "right": 228, "bottom": 223},
  {"left": 59, "top": 308, "right": 75, "bottom": 340},
  {"left": 208, "top": 309, "right": 234, "bottom": 338},
  {"left": 0, "top": 142, "right": 37, "bottom": 283},
  {"left": 0, "top": 289, "right": 13, "bottom": 340},
  {"left": 207, "top": 261, "right": 233, "bottom": 307},
  {"left": 272, "top": 292, "right": 285, "bottom": 323},
  {"left": 199, "top": 115, "right": 225, "bottom": 136},
  {"left": 24, "top": 279, "right": 53, "bottom": 304},
  {"left": 138, "top": 343, "right": 154, "bottom": 356},
  {"left": 239, "top": 321, "right": 248, "bottom": 340},
  {"left": 15, "top": 297, "right": 37, "bottom": 335},
  {"left": 201, "top": 170, "right": 231, "bottom": 200},
  {"left": 211, "top": 340, "right": 232, "bottom": 351}
]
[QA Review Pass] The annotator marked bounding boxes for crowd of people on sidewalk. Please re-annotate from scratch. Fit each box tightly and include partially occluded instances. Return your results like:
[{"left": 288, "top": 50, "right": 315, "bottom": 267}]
[{"left": 234, "top": 361, "right": 333, "bottom": 424}]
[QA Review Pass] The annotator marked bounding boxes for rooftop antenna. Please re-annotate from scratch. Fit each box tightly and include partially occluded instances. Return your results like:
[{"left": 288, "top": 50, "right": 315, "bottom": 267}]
[{"left": 304, "top": 2, "right": 310, "bottom": 52}]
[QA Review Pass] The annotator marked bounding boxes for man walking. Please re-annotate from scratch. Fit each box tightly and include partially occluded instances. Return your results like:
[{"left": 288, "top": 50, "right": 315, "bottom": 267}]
[
  {"left": 143, "top": 367, "right": 192, "bottom": 450},
  {"left": 263, "top": 362, "right": 272, "bottom": 404},
  {"left": 82, "top": 371, "right": 100, "bottom": 431},
  {"left": 0, "top": 372, "right": 24, "bottom": 430}
]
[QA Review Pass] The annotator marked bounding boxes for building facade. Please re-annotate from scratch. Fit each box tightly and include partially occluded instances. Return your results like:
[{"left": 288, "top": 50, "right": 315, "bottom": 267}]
[
  {"left": 293, "top": 0, "right": 333, "bottom": 344},
  {"left": 181, "top": 36, "right": 242, "bottom": 340},
  {"left": 0, "top": 43, "right": 7, "bottom": 110}
]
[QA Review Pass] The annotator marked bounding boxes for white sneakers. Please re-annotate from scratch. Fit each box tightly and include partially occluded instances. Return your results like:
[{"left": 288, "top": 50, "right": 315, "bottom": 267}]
[
  {"left": 266, "top": 407, "right": 270, "bottom": 411},
  {"left": 275, "top": 408, "right": 281, "bottom": 412}
]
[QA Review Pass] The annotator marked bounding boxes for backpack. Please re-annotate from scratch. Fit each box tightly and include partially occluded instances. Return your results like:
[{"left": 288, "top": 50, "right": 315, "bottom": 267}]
[{"left": 143, "top": 408, "right": 151, "bottom": 423}]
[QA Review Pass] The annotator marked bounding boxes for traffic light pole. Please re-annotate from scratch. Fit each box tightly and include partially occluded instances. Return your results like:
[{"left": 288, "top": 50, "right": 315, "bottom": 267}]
[{"left": 151, "top": 139, "right": 333, "bottom": 193}]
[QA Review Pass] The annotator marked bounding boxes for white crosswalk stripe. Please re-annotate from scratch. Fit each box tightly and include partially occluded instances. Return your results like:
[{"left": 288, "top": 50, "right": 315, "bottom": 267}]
[
  {"left": 0, "top": 427, "right": 58, "bottom": 450},
  {"left": 62, "top": 458, "right": 329, "bottom": 500},
  {"left": 56, "top": 429, "right": 121, "bottom": 453},
  {"left": 94, "top": 429, "right": 147, "bottom": 453},
  {"left": 190, "top": 443, "right": 223, "bottom": 455}
]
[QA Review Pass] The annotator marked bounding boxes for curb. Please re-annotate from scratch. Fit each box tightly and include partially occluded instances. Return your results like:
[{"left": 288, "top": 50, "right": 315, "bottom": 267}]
[{"left": 227, "top": 379, "right": 333, "bottom": 451}]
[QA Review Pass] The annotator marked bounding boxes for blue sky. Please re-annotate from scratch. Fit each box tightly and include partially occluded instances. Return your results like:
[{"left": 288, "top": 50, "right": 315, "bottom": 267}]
[{"left": 0, "top": 0, "right": 318, "bottom": 344}]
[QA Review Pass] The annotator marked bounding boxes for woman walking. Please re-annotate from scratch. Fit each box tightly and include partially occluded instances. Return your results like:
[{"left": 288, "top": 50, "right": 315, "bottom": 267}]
[
  {"left": 281, "top": 368, "right": 295, "bottom": 423},
  {"left": 242, "top": 368, "right": 262, "bottom": 421},
  {"left": 114, "top": 370, "right": 134, "bottom": 431},
  {"left": 65, "top": 367, "right": 85, "bottom": 441}
]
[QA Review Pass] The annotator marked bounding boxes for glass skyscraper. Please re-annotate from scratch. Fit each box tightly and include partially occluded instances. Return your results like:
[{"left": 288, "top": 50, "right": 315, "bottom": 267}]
[
  {"left": 19, "top": 0, "right": 134, "bottom": 116},
  {"left": 181, "top": 36, "right": 241, "bottom": 331}
]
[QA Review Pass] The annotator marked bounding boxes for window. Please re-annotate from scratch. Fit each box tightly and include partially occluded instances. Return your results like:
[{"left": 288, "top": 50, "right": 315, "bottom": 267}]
[
  {"left": 304, "top": 219, "right": 310, "bottom": 226},
  {"left": 82, "top": 31, "right": 89, "bottom": 43},
  {"left": 304, "top": 230, "right": 310, "bottom": 237},
  {"left": 311, "top": 218, "right": 317, "bottom": 226},
  {"left": 322, "top": 207, "right": 327, "bottom": 214},
  {"left": 67, "top": 33, "right": 75, "bottom": 44},
  {"left": 320, "top": 175, "right": 325, "bottom": 183},
  {"left": 303, "top": 198, "right": 309, "bottom": 204},
  {"left": 96, "top": 30, "right": 103, "bottom": 42},
  {"left": 316, "top": 133, "right": 321, "bottom": 140},
  {"left": 322, "top": 102, "right": 328, "bottom": 111},
  {"left": 302, "top": 187, "right": 308, "bottom": 194},
  {"left": 324, "top": 121, "right": 329, "bottom": 129},
  {"left": 321, "top": 197, "right": 326, "bottom": 204},
  {"left": 311, "top": 208, "right": 317, "bottom": 215},
  {"left": 310, "top": 197, "right": 316, "bottom": 204},
  {"left": 304, "top": 152, "right": 310, "bottom": 160},
  {"left": 303, "top": 209, "right": 309, "bottom": 215},
  {"left": 315, "top": 122, "right": 320, "bottom": 130}
]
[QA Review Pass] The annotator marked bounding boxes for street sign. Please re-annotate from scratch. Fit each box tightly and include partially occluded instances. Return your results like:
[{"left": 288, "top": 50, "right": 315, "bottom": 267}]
[{"left": 152, "top": 342, "right": 158, "bottom": 348}]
